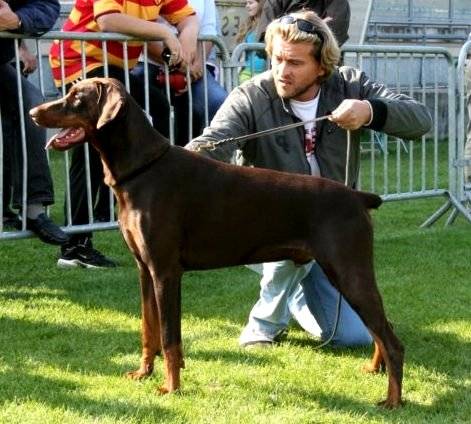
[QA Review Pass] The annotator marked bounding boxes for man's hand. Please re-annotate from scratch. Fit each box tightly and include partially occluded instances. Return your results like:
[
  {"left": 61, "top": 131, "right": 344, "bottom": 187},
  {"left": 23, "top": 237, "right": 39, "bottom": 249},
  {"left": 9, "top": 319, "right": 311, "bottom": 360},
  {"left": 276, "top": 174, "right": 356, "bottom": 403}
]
[
  {"left": 188, "top": 51, "right": 203, "bottom": 81},
  {"left": 175, "top": 14, "right": 199, "bottom": 72},
  {"left": 178, "top": 30, "right": 197, "bottom": 69},
  {"left": 330, "top": 99, "right": 372, "bottom": 131},
  {"left": 0, "top": 0, "right": 21, "bottom": 31},
  {"left": 19, "top": 42, "right": 37, "bottom": 75},
  {"left": 162, "top": 30, "right": 183, "bottom": 67}
]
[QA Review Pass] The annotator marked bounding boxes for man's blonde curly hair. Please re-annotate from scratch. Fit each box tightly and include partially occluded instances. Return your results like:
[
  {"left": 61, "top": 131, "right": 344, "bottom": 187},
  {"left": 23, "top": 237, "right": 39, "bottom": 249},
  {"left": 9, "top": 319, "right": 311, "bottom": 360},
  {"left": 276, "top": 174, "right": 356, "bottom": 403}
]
[{"left": 265, "top": 10, "right": 341, "bottom": 82}]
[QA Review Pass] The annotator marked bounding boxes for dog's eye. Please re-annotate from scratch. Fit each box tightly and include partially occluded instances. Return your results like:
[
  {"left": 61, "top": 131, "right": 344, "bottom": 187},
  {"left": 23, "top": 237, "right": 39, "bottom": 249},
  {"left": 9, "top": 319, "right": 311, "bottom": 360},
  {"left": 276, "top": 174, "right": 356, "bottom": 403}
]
[{"left": 71, "top": 93, "right": 84, "bottom": 108}]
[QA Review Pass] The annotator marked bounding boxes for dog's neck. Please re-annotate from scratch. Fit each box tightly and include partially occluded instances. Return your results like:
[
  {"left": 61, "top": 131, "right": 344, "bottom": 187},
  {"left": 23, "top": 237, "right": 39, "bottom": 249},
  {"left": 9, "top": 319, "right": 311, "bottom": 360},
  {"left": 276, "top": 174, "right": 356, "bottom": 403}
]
[
  {"left": 92, "top": 97, "right": 170, "bottom": 188},
  {"left": 110, "top": 143, "right": 170, "bottom": 186}
]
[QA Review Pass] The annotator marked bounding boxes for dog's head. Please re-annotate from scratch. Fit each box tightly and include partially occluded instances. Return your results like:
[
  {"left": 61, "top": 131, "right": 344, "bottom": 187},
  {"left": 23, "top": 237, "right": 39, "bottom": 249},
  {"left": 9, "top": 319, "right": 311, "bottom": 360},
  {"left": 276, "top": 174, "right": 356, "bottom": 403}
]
[{"left": 30, "top": 77, "right": 127, "bottom": 151}]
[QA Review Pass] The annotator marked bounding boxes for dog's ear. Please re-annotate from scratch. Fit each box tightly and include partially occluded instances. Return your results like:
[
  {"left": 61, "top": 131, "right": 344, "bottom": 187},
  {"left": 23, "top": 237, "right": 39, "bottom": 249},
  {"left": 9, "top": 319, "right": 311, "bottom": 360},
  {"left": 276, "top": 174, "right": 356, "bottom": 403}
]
[{"left": 96, "top": 79, "right": 126, "bottom": 129}]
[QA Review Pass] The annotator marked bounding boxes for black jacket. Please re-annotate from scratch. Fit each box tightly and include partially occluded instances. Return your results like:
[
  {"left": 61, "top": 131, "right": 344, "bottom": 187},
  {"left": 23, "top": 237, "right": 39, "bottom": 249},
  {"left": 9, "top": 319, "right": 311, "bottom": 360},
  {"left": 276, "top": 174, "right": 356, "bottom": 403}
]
[
  {"left": 0, "top": 0, "right": 60, "bottom": 65},
  {"left": 256, "top": 0, "right": 350, "bottom": 46}
]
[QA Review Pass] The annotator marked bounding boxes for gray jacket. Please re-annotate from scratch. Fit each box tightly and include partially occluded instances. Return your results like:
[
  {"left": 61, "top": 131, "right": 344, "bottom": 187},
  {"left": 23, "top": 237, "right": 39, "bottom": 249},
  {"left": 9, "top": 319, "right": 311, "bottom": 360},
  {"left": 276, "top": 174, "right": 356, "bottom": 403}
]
[{"left": 186, "top": 68, "right": 432, "bottom": 187}]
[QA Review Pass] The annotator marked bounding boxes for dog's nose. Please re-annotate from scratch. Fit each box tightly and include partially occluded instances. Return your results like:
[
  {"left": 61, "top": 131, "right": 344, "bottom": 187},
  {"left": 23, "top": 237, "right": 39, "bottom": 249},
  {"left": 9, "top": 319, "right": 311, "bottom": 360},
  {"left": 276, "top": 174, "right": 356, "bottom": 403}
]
[{"left": 29, "top": 106, "right": 39, "bottom": 118}]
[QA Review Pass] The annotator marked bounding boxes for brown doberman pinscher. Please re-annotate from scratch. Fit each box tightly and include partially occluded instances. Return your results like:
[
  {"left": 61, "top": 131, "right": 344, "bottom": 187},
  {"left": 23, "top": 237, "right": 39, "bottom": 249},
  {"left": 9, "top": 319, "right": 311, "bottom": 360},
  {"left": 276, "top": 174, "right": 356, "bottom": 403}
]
[{"left": 30, "top": 77, "right": 404, "bottom": 408}]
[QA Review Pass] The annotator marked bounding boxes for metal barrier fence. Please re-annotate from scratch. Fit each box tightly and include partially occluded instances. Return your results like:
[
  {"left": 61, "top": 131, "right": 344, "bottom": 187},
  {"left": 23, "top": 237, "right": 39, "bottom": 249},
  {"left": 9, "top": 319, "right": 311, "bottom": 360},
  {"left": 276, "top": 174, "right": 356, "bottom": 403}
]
[
  {"left": 1, "top": 32, "right": 470, "bottom": 243},
  {"left": 230, "top": 42, "right": 471, "bottom": 227},
  {"left": 423, "top": 35, "right": 471, "bottom": 226},
  {"left": 342, "top": 45, "right": 454, "bottom": 202},
  {"left": 0, "top": 31, "right": 230, "bottom": 240}
]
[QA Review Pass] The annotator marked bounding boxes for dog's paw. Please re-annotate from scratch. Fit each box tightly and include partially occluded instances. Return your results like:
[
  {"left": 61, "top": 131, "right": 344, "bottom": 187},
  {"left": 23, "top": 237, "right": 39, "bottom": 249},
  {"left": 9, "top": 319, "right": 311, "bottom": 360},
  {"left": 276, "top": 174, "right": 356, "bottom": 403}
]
[
  {"left": 158, "top": 385, "right": 170, "bottom": 395},
  {"left": 362, "top": 361, "right": 386, "bottom": 374},
  {"left": 157, "top": 384, "right": 181, "bottom": 395},
  {"left": 126, "top": 365, "right": 153, "bottom": 380},
  {"left": 377, "top": 397, "right": 403, "bottom": 409}
]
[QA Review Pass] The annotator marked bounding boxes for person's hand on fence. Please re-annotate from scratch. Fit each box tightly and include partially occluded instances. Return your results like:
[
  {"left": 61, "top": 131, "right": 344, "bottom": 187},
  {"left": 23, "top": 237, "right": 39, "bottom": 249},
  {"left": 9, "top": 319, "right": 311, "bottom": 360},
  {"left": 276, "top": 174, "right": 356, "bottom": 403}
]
[
  {"left": 188, "top": 51, "right": 204, "bottom": 81},
  {"left": 19, "top": 42, "right": 38, "bottom": 75},
  {"left": 0, "top": 0, "right": 21, "bottom": 31},
  {"left": 178, "top": 32, "right": 197, "bottom": 71},
  {"left": 329, "top": 99, "right": 372, "bottom": 131},
  {"left": 175, "top": 14, "right": 199, "bottom": 71},
  {"left": 162, "top": 30, "right": 183, "bottom": 67}
]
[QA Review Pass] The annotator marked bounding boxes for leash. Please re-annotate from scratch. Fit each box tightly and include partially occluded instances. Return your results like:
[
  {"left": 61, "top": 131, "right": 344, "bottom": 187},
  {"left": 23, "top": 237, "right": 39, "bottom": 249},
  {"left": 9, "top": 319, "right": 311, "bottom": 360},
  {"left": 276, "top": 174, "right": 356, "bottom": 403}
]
[
  {"left": 200, "top": 115, "right": 351, "bottom": 349},
  {"left": 195, "top": 114, "right": 351, "bottom": 349},
  {"left": 313, "top": 130, "right": 351, "bottom": 349},
  {"left": 194, "top": 115, "right": 332, "bottom": 151}
]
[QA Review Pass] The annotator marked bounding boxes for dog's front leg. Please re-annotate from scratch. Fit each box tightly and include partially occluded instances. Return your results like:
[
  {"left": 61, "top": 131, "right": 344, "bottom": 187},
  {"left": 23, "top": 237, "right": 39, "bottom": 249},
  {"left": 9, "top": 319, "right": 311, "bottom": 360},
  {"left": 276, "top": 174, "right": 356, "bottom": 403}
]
[
  {"left": 127, "top": 261, "right": 161, "bottom": 380},
  {"left": 153, "top": 270, "right": 185, "bottom": 394}
]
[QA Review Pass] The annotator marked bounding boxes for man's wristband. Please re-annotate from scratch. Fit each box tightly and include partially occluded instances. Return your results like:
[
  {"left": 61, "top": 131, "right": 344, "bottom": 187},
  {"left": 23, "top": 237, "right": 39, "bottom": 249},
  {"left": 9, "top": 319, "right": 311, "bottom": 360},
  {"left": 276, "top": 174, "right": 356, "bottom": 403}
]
[
  {"left": 363, "top": 100, "right": 374, "bottom": 127},
  {"left": 364, "top": 99, "right": 387, "bottom": 131}
]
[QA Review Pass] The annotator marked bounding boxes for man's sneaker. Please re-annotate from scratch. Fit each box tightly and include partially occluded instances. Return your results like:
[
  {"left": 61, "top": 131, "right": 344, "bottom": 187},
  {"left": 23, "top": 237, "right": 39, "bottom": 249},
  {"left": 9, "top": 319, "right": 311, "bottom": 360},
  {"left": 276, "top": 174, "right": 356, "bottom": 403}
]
[
  {"left": 26, "top": 213, "right": 70, "bottom": 245},
  {"left": 2, "top": 209, "right": 21, "bottom": 230},
  {"left": 240, "top": 341, "right": 274, "bottom": 349},
  {"left": 58, "top": 243, "right": 117, "bottom": 268}
]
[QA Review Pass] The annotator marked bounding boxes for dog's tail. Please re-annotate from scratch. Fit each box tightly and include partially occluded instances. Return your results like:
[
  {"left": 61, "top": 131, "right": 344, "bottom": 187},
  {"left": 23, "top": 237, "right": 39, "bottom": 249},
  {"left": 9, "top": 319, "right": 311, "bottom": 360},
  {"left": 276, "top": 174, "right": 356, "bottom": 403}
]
[{"left": 356, "top": 190, "right": 383, "bottom": 210}]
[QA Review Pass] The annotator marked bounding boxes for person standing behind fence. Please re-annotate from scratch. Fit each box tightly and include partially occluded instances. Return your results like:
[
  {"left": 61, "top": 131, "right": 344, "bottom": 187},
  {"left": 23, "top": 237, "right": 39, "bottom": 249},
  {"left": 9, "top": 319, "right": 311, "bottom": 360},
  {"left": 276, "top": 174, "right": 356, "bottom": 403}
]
[
  {"left": 173, "top": 0, "right": 228, "bottom": 143},
  {"left": 0, "top": 0, "right": 69, "bottom": 245},
  {"left": 256, "top": 0, "right": 350, "bottom": 47},
  {"left": 236, "top": 0, "right": 267, "bottom": 83},
  {"left": 132, "top": 0, "right": 228, "bottom": 145},
  {"left": 2, "top": 40, "right": 39, "bottom": 230},
  {"left": 186, "top": 11, "right": 432, "bottom": 348},
  {"left": 48, "top": 0, "right": 198, "bottom": 269}
]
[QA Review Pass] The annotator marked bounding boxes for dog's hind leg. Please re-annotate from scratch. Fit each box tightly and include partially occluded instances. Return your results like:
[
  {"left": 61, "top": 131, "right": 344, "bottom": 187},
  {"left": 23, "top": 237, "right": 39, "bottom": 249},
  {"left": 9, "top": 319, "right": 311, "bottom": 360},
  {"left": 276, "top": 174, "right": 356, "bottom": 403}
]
[
  {"left": 363, "top": 320, "right": 395, "bottom": 373},
  {"left": 317, "top": 256, "right": 404, "bottom": 408},
  {"left": 363, "top": 341, "right": 386, "bottom": 374},
  {"left": 127, "top": 261, "right": 162, "bottom": 380},
  {"left": 151, "top": 266, "right": 185, "bottom": 394}
]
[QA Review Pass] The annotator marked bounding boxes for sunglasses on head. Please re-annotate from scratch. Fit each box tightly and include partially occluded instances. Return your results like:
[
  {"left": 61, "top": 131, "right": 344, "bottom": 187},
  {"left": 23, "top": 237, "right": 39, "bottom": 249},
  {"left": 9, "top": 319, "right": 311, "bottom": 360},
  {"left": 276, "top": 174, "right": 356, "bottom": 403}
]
[{"left": 277, "top": 15, "right": 324, "bottom": 43}]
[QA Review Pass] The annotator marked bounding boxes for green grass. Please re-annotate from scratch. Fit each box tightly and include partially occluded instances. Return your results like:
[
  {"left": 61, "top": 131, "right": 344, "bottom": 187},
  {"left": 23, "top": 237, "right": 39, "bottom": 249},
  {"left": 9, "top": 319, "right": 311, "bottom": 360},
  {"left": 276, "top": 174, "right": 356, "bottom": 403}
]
[
  {"left": 1, "top": 196, "right": 470, "bottom": 423},
  {"left": 1, "top": 146, "right": 471, "bottom": 423}
]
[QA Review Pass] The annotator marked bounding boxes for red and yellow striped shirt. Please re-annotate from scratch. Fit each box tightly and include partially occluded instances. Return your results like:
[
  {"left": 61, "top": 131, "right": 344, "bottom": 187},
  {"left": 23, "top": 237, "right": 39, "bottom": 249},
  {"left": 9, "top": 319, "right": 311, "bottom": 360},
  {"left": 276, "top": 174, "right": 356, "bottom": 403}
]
[{"left": 50, "top": 0, "right": 194, "bottom": 86}]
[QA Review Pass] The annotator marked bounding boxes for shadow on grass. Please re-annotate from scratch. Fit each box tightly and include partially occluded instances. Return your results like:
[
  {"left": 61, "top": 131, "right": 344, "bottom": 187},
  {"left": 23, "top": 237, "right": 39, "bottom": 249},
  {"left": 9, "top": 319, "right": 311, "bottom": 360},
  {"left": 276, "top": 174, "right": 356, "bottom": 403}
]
[
  {"left": 0, "top": 369, "right": 177, "bottom": 422},
  {"left": 1, "top": 215, "right": 470, "bottom": 418},
  {"left": 188, "top": 347, "right": 280, "bottom": 367},
  {"left": 0, "top": 316, "right": 141, "bottom": 376}
]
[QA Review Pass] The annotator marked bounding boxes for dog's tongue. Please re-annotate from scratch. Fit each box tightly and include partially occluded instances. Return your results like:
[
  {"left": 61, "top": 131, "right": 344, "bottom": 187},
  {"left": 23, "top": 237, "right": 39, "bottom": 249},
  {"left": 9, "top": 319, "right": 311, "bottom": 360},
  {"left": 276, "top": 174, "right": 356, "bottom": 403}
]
[{"left": 46, "top": 127, "right": 86, "bottom": 151}]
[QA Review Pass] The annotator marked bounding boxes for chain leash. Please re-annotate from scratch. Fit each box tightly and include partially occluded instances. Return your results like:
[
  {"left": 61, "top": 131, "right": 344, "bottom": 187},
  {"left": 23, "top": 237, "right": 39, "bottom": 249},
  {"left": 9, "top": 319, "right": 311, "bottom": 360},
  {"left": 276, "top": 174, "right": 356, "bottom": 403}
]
[{"left": 194, "top": 115, "right": 333, "bottom": 151}]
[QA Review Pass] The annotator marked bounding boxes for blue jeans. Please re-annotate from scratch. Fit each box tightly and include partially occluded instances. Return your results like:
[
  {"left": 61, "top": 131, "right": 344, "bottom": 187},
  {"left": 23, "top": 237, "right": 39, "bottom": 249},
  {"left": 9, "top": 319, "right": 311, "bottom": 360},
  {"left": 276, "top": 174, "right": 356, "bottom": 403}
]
[
  {"left": 188, "top": 66, "right": 228, "bottom": 128},
  {"left": 239, "top": 260, "right": 372, "bottom": 347},
  {"left": 131, "top": 62, "right": 227, "bottom": 145}
]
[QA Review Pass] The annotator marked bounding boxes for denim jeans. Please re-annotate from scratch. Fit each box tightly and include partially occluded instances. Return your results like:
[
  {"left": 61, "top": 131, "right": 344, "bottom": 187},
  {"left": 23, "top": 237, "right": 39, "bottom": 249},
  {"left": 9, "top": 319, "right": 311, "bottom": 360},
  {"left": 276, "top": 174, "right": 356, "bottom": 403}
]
[
  {"left": 181, "top": 65, "right": 227, "bottom": 135},
  {"left": 0, "top": 63, "right": 54, "bottom": 209},
  {"left": 239, "top": 260, "right": 372, "bottom": 347}
]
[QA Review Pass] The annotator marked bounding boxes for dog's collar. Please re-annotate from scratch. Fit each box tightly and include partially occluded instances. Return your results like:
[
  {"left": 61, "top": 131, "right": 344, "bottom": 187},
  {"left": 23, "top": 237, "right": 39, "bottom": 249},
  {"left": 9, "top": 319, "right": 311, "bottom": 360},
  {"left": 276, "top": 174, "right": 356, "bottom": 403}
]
[{"left": 113, "top": 144, "right": 171, "bottom": 187}]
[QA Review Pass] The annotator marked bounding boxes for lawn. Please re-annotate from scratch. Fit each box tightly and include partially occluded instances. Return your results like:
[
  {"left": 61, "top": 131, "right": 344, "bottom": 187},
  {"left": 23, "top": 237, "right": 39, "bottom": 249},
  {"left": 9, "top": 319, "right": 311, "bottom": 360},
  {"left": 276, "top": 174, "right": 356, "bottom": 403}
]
[
  {"left": 1, "top": 139, "right": 471, "bottom": 423},
  {"left": 0, "top": 187, "right": 470, "bottom": 423}
]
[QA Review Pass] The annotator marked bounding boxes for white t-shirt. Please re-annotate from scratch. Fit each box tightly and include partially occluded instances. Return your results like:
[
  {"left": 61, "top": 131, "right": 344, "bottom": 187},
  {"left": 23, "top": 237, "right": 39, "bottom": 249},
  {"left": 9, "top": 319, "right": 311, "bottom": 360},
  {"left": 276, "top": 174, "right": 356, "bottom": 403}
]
[{"left": 290, "top": 92, "right": 321, "bottom": 176}]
